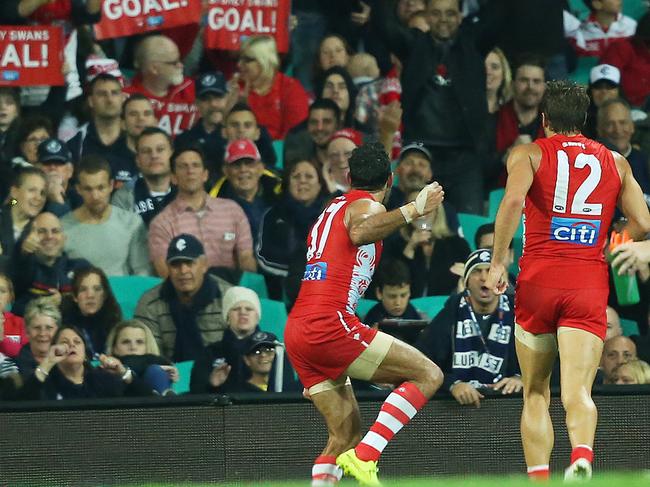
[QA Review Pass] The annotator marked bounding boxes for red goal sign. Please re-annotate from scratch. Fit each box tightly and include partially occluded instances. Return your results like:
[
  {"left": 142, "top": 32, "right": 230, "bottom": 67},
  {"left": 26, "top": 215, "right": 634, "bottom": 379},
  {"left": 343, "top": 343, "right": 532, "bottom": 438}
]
[
  {"left": 94, "top": 0, "right": 202, "bottom": 40},
  {"left": 0, "top": 26, "right": 64, "bottom": 86},
  {"left": 204, "top": 0, "right": 291, "bottom": 53}
]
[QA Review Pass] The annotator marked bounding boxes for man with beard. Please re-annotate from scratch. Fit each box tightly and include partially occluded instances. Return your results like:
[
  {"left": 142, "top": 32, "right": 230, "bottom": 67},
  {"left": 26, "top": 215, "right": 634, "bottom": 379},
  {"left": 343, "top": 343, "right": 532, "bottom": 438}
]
[
  {"left": 495, "top": 57, "right": 546, "bottom": 180},
  {"left": 416, "top": 248, "right": 520, "bottom": 408},
  {"left": 284, "top": 98, "right": 342, "bottom": 167},
  {"left": 125, "top": 35, "right": 197, "bottom": 137}
]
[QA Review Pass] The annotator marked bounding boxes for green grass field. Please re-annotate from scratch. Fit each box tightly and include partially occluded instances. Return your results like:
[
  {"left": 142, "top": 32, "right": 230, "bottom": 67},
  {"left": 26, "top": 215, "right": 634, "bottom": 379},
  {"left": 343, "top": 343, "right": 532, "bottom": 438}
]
[{"left": 139, "top": 471, "right": 650, "bottom": 487}]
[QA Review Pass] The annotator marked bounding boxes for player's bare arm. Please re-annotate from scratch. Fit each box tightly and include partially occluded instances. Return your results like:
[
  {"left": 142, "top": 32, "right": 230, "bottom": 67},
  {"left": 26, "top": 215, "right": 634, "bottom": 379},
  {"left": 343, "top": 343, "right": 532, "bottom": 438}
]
[
  {"left": 345, "top": 183, "right": 444, "bottom": 246},
  {"left": 487, "top": 143, "right": 538, "bottom": 293},
  {"left": 614, "top": 152, "right": 650, "bottom": 240}
]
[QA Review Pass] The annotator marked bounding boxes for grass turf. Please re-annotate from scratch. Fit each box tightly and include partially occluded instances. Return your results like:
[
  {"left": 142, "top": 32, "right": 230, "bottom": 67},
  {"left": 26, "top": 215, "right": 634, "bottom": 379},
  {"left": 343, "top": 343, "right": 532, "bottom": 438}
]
[{"left": 139, "top": 471, "right": 650, "bottom": 487}]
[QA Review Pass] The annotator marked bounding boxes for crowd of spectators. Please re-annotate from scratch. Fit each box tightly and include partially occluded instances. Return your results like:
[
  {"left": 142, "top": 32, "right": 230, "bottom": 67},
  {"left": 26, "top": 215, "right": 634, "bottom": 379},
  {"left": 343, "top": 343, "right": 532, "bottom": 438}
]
[{"left": 1, "top": 0, "right": 650, "bottom": 403}]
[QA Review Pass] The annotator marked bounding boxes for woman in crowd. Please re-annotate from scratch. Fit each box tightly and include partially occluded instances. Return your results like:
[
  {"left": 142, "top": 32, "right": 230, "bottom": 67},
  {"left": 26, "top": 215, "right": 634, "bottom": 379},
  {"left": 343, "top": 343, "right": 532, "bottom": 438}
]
[
  {"left": 383, "top": 191, "right": 470, "bottom": 297},
  {"left": 612, "top": 359, "right": 650, "bottom": 385},
  {"left": 0, "top": 167, "right": 47, "bottom": 272},
  {"left": 104, "top": 320, "right": 178, "bottom": 396},
  {"left": 61, "top": 267, "right": 122, "bottom": 357},
  {"left": 18, "top": 325, "right": 143, "bottom": 400},
  {"left": 314, "top": 34, "right": 353, "bottom": 84},
  {"left": 11, "top": 116, "right": 53, "bottom": 168},
  {"left": 237, "top": 36, "right": 309, "bottom": 140},
  {"left": 237, "top": 331, "right": 279, "bottom": 393},
  {"left": 256, "top": 158, "right": 330, "bottom": 300},
  {"left": 15, "top": 298, "right": 59, "bottom": 378},
  {"left": 316, "top": 66, "right": 358, "bottom": 128},
  {"left": 485, "top": 48, "right": 512, "bottom": 115},
  {"left": 0, "top": 273, "right": 27, "bottom": 358}
]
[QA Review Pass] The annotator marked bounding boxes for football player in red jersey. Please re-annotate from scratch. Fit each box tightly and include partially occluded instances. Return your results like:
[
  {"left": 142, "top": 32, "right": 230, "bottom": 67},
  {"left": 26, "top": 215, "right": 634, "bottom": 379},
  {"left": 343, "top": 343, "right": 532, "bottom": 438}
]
[
  {"left": 285, "top": 143, "right": 445, "bottom": 486},
  {"left": 487, "top": 80, "right": 650, "bottom": 481}
]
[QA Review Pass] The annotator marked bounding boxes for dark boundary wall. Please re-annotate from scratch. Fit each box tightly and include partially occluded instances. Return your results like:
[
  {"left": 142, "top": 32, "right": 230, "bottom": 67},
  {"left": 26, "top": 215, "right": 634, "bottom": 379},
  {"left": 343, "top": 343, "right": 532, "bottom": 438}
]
[{"left": 1, "top": 388, "right": 649, "bottom": 486}]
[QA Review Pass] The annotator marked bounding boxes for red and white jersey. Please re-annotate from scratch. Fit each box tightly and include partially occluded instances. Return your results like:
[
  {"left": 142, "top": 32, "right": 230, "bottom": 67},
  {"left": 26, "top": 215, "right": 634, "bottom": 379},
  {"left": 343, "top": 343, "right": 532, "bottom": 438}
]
[
  {"left": 565, "top": 11, "right": 637, "bottom": 57},
  {"left": 291, "top": 190, "right": 383, "bottom": 317},
  {"left": 519, "top": 134, "right": 621, "bottom": 287},
  {"left": 125, "top": 76, "right": 198, "bottom": 137}
]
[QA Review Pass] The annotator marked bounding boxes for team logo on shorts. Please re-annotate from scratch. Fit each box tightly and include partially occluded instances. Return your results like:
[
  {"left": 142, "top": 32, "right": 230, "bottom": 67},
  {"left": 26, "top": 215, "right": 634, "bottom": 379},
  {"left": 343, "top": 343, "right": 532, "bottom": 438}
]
[
  {"left": 550, "top": 217, "right": 601, "bottom": 246},
  {"left": 303, "top": 262, "right": 327, "bottom": 281}
]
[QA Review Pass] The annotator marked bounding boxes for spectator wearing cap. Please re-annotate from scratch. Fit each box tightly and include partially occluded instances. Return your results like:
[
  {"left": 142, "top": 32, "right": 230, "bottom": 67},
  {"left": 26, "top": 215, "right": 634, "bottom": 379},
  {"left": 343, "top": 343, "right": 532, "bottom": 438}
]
[
  {"left": 125, "top": 35, "right": 197, "bottom": 137},
  {"left": 564, "top": 0, "right": 636, "bottom": 58},
  {"left": 597, "top": 98, "right": 650, "bottom": 201},
  {"left": 220, "top": 102, "right": 277, "bottom": 171},
  {"left": 0, "top": 167, "right": 47, "bottom": 272},
  {"left": 284, "top": 98, "right": 342, "bottom": 168},
  {"left": 237, "top": 36, "right": 309, "bottom": 140},
  {"left": 149, "top": 147, "right": 256, "bottom": 281},
  {"left": 208, "top": 139, "right": 281, "bottom": 242},
  {"left": 416, "top": 249, "right": 520, "bottom": 408},
  {"left": 323, "top": 129, "right": 363, "bottom": 194},
  {"left": 35, "top": 137, "right": 79, "bottom": 216},
  {"left": 493, "top": 56, "right": 546, "bottom": 188},
  {"left": 60, "top": 156, "right": 150, "bottom": 276},
  {"left": 175, "top": 72, "right": 232, "bottom": 179},
  {"left": 601, "top": 13, "right": 650, "bottom": 108},
  {"left": 112, "top": 127, "right": 177, "bottom": 226},
  {"left": 584, "top": 64, "right": 621, "bottom": 139},
  {"left": 10, "top": 212, "right": 90, "bottom": 316},
  {"left": 190, "top": 286, "right": 263, "bottom": 393},
  {"left": 256, "top": 158, "right": 330, "bottom": 300},
  {"left": 68, "top": 74, "right": 136, "bottom": 188},
  {"left": 134, "top": 234, "right": 232, "bottom": 362}
]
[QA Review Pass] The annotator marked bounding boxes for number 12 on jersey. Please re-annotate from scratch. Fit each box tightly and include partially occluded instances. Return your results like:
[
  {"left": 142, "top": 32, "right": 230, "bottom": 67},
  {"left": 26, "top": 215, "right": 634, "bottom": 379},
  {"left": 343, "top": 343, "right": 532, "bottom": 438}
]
[{"left": 552, "top": 150, "right": 603, "bottom": 216}]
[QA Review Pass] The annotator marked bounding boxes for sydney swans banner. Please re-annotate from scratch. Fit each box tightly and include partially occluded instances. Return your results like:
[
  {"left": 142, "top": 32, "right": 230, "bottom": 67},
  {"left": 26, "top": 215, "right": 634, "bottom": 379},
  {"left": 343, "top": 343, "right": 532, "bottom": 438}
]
[
  {"left": 95, "top": 0, "right": 202, "bottom": 40},
  {"left": 204, "top": 0, "right": 290, "bottom": 52},
  {"left": 0, "top": 26, "right": 64, "bottom": 86}
]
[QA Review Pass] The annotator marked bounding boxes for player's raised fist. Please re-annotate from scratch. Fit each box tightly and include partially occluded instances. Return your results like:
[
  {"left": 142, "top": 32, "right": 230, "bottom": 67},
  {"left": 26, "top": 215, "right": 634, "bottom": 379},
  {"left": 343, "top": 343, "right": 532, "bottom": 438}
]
[
  {"left": 486, "top": 262, "right": 508, "bottom": 295},
  {"left": 414, "top": 182, "right": 444, "bottom": 216}
]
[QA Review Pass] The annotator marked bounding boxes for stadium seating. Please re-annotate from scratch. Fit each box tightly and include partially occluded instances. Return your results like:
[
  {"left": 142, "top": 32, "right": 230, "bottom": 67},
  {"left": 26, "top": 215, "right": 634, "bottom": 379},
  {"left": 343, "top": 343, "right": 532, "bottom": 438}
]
[
  {"left": 357, "top": 298, "right": 378, "bottom": 320},
  {"left": 620, "top": 318, "right": 640, "bottom": 337},
  {"left": 487, "top": 189, "right": 504, "bottom": 220},
  {"left": 260, "top": 298, "right": 288, "bottom": 341},
  {"left": 108, "top": 276, "right": 163, "bottom": 319},
  {"left": 272, "top": 140, "right": 284, "bottom": 170},
  {"left": 239, "top": 271, "right": 269, "bottom": 299},
  {"left": 411, "top": 295, "right": 449, "bottom": 320},
  {"left": 458, "top": 213, "right": 491, "bottom": 250},
  {"left": 172, "top": 360, "right": 194, "bottom": 394}
]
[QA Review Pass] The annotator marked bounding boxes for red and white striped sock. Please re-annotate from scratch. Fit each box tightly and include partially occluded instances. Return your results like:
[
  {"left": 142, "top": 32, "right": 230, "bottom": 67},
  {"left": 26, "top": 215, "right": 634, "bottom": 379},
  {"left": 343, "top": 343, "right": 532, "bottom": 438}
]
[
  {"left": 311, "top": 455, "right": 342, "bottom": 486},
  {"left": 570, "top": 444, "right": 593, "bottom": 465},
  {"left": 527, "top": 464, "right": 550, "bottom": 481},
  {"left": 355, "top": 382, "right": 428, "bottom": 462}
]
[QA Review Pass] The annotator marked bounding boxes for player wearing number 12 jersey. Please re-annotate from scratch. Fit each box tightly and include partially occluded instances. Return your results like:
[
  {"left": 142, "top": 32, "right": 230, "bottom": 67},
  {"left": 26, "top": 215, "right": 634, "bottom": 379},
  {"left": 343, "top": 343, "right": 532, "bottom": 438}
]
[
  {"left": 486, "top": 81, "right": 650, "bottom": 481},
  {"left": 285, "top": 143, "right": 445, "bottom": 486}
]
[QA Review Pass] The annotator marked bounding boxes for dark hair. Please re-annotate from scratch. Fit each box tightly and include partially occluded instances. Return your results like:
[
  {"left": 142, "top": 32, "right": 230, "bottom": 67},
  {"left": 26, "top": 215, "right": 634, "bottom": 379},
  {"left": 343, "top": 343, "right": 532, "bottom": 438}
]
[
  {"left": 0, "top": 87, "right": 20, "bottom": 109},
  {"left": 474, "top": 223, "right": 495, "bottom": 249},
  {"left": 76, "top": 154, "right": 112, "bottom": 180},
  {"left": 16, "top": 115, "right": 53, "bottom": 146},
  {"left": 282, "top": 157, "right": 329, "bottom": 201},
  {"left": 513, "top": 54, "right": 546, "bottom": 78},
  {"left": 315, "top": 66, "right": 358, "bottom": 127},
  {"left": 12, "top": 166, "right": 47, "bottom": 188},
  {"left": 348, "top": 142, "right": 391, "bottom": 191},
  {"left": 226, "top": 102, "right": 257, "bottom": 122},
  {"left": 376, "top": 259, "right": 411, "bottom": 288},
  {"left": 313, "top": 34, "right": 354, "bottom": 82},
  {"left": 541, "top": 80, "right": 590, "bottom": 134},
  {"left": 136, "top": 126, "right": 173, "bottom": 151},
  {"left": 170, "top": 145, "right": 206, "bottom": 173},
  {"left": 122, "top": 93, "right": 153, "bottom": 119},
  {"left": 62, "top": 267, "right": 122, "bottom": 340},
  {"left": 309, "top": 97, "right": 342, "bottom": 123},
  {"left": 51, "top": 325, "right": 91, "bottom": 362},
  {"left": 634, "top": 12, "right": 650, "bottom": 44},
  {"left": 88, "top": 73, "right": 122, "bottom": 95}
]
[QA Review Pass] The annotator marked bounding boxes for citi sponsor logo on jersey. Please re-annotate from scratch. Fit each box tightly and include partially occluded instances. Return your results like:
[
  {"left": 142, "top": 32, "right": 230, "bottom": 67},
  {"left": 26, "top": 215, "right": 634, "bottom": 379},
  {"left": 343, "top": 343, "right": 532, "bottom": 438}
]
[
  {"left": 550, "top": 217, "right": 601, "bottom": 246},
  {"left": 303, "top": 262, "right": 327, "bottom": 281}
]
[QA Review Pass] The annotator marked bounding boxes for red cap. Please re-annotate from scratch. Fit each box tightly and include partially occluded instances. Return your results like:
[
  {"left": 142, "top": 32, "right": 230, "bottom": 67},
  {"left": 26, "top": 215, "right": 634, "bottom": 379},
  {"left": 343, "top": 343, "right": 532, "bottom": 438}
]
[
  {"left": 329, "top": 128, "right": 363, "bottom": 147},
  {"left": 224, "top": 139, "right": 261, "bottom": 164}
]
